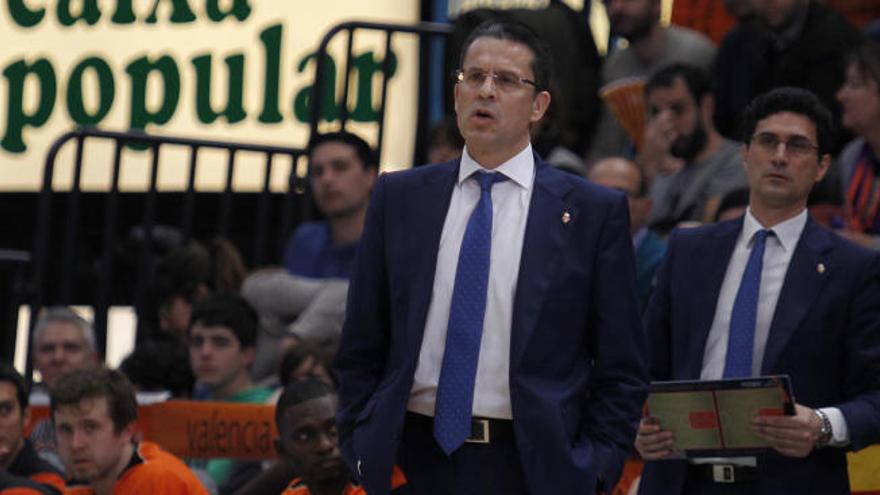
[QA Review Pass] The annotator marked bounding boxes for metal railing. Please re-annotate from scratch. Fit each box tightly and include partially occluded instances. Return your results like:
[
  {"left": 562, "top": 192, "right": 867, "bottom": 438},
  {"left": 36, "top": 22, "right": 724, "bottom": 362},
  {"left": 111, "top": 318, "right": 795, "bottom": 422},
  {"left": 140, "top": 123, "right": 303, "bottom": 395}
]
[
  {"left": 21, "top": 19, "right": 455, "bottom": 370},
  {"left": 309, "top": 20, "right": 453, "bottom": 164},
  {"left": 28, "top": 127, "right": 308, "bottom": 361}
]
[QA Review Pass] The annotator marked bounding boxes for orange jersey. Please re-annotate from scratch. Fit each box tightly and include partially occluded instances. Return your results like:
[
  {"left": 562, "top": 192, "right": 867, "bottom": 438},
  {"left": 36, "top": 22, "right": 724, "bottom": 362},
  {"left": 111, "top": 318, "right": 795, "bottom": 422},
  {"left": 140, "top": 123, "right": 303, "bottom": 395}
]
[
  {"left": 282, "top": 465, "right": 406, "bottom": 495},
  {"left": 64, "top": 442, "right": 208, "bottom": 495}
]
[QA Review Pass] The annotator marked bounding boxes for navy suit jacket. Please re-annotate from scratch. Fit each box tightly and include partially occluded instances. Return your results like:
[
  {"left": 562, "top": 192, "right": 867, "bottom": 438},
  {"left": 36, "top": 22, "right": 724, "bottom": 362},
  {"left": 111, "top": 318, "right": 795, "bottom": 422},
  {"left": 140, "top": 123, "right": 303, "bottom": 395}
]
[
  {"left": 639, "top": 216, "right": 880, "bottom": 495},
  {"left": 334, "top": 155, "right": 650, "bottom": 495}
]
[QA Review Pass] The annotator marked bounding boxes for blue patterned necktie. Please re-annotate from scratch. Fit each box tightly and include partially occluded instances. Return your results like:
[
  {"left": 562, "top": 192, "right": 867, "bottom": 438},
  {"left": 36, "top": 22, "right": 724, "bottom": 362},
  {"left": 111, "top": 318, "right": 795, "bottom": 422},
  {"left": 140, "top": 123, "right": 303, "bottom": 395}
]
[
  {"left": 434, "top": 171, "right": 507, "bottom": 455},
  {"left": 723, "top": 229, "right": 772, "bottom": 378}
]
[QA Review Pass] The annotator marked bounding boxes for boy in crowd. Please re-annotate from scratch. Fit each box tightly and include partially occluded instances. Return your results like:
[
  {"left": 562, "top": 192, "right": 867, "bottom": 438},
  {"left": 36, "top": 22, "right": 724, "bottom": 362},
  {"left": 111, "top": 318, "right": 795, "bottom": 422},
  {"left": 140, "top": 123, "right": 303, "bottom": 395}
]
[
  {"left": 187, "top": 292, "right": 272, "bottom": 489},
  {"left": 275, "top": 379, "right": 406, "bottom": 495}
]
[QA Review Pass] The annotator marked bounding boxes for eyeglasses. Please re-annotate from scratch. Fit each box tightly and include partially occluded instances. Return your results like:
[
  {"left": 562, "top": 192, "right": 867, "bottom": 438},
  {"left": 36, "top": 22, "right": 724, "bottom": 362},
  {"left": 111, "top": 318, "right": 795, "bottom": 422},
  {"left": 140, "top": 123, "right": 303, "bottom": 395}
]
[
  {"left": 455, "top": 68, "right": 538, "bottom": 92},
  {"left": 751, "top": 132, "right": 819, "bottom": 157}
]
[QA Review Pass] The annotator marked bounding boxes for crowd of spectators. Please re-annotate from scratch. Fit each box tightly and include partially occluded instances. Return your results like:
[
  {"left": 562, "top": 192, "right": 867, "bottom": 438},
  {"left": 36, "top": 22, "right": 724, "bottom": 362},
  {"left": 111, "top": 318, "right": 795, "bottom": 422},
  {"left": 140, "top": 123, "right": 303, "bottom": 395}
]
[{"left": 3, "top": 1, "right": 880, "bottom": 494}]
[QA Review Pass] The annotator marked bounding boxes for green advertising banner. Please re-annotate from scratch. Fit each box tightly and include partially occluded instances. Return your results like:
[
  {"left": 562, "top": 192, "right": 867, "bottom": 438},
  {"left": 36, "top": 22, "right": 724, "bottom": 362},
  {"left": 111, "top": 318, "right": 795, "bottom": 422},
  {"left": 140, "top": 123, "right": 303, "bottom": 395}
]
[{"left": 0, "top": 0, "right": 419, "bottom": 190}]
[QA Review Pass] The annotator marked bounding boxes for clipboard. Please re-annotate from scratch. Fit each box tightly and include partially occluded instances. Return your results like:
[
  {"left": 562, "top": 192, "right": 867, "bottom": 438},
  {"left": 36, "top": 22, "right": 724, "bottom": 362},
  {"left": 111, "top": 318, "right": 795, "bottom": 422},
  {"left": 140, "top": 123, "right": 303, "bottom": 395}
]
[{"left": 646, "top": 375, "right": 795, "bottom": 457}]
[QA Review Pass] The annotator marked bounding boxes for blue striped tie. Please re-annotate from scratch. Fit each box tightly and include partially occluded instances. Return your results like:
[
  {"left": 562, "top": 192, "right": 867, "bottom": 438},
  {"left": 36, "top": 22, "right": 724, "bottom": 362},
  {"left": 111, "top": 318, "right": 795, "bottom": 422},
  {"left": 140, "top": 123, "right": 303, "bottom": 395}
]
[
  {"left": 434, "top": 171, "right": 506, "bottom": 455},
  {"left": 723, "top": 229, "right": 772, "bottom": 378}
]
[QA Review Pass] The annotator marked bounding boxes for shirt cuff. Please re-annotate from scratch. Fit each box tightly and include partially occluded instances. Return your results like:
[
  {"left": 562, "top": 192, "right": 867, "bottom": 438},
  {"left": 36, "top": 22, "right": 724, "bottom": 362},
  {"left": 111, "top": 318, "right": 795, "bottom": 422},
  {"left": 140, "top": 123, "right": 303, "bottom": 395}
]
[{"left": 819, "top": 407, "right": 849, "bottom": 446}]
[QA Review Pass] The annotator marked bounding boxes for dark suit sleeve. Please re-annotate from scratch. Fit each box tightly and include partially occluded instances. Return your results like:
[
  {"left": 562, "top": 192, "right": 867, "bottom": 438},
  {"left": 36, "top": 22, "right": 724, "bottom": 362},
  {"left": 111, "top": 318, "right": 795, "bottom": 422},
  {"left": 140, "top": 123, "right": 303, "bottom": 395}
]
[
  {"left": 837, "top": 252, "right": 880, "bottom": 450},
  {"left": 583, "top": 194, "right": 650, "bottom": 487},
  {"left": 333, "top": 173, "right": 392, "bottom": 469}
]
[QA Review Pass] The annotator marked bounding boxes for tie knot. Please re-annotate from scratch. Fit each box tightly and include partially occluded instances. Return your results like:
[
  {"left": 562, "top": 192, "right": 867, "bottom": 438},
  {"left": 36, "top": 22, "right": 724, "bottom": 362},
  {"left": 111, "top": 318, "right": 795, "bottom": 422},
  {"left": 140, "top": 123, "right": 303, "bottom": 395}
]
[
  {"left": 473, "top": 171, "right": 507, "bottom": 192},
  {"left": 753, "top": 229, "right": 773, "bottom": 246}
]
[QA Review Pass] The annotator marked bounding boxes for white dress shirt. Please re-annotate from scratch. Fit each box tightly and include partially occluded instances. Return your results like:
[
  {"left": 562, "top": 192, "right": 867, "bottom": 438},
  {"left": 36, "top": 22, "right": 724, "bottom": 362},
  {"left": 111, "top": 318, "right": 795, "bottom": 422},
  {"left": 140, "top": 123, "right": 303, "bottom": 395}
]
[
  {"left": 697, "top": 208, "right": 848, "bottom": 465},
  {"left": 407, "top": 143, "right": 535, "bottom": 420}
]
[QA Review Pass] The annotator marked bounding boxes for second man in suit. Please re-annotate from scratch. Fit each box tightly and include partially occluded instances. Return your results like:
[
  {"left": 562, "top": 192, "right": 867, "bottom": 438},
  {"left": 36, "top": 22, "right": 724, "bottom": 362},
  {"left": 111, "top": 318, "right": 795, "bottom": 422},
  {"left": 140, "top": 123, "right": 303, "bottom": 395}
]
[{"left": 637, "top": 87, "right": 880, "bottom": 494}]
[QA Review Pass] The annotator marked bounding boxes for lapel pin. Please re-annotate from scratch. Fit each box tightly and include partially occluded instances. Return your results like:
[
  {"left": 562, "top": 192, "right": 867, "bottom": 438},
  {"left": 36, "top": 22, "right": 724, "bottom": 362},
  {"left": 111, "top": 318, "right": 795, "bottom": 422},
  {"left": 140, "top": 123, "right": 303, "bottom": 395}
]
[
  {"left": 562, "top": 211, "right": 571, "bottom": 224},
  {"left": 817, "top": 263, "right": 825, "bottom": 274}
]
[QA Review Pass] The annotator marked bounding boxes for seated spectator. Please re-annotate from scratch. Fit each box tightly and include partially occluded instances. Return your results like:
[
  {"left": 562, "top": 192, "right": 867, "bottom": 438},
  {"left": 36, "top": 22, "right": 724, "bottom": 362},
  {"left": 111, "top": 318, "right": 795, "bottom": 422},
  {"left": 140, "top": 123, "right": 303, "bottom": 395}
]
[
  {"left": 640, "top": 63, "right": 747, "bottom": 233},
  {"left": 275, "top": 379, "right": 406, "bottom": 495},
  {"left": 282, "top": 132, "right": 378, "bottom": 280},
  {"left": 0, "top": 363, "right": 65, "bottom": 495},
  {"left": 587, "top": 0, "right": 716, "bottom": 162},
  {"left": 151, "top": 238, "right": 247, "bottom": 342},
  {"left": 231, "top": 339, "right": 340, "bottom": 495},
  {"left": 244, "top": 131, "right": 376, "bottom": 383},
  {"left": 713, "top": 0, "right": 863, "bottom": 153},
  {"left": 30, "top": 307, "right": 98, "bottom": 393},
  {"left": 187, "top": 292, "right": 272, "bottom": 490},
  {"left": 28, "top": 307, "right": 98, "bottom": 473},
  {"left": 589, "top": 157, "right": 665, "bottom": 312},
  {"left": 836, "top": 41, "right": 880, "bottom": 250},
  {"left": 51, "top": 367, "right": 207, "bottom": 495}
]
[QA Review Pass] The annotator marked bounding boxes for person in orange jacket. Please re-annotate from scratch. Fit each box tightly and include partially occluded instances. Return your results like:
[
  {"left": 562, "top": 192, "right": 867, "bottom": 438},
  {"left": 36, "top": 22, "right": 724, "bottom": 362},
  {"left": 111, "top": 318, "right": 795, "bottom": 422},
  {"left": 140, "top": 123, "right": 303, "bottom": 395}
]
[{"left": 50, "top": 367, "right": 207, "bottom": 495}]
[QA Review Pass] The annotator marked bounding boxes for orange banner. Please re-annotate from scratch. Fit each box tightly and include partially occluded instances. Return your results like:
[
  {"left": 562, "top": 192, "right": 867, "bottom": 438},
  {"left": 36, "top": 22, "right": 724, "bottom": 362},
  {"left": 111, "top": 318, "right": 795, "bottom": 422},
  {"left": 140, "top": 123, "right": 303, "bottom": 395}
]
[
  {"left": 28, "top": 401, "right": 278, "bottom": 460},
  {"left": 140, "top": 401, "right": 277, "bottom": 460}
]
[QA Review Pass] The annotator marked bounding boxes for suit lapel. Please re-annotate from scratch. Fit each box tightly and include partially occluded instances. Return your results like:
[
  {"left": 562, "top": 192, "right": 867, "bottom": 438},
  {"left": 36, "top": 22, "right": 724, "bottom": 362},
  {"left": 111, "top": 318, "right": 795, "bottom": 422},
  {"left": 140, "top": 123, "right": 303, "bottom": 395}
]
[
  {"left": 761, "top": 218, "right": 833, "bottom": 374},
  {"left": 510, "top": 159, "right": 573, "bottom": 367},
  {"left": 404, "top": 162, "right": 459, "bottom": 357},
  {"left": 679, "top": 220, "right": 741, "bottom": 378}
]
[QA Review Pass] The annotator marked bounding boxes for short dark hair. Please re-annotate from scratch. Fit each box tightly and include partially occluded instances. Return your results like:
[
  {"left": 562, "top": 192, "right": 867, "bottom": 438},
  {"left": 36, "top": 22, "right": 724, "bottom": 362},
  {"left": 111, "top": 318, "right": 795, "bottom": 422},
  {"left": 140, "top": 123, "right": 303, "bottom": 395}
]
[
  {"left": 278, "top": 340, "right": 336, "bottom": 387},
  {"left": 274, "top": 378, "right": 336, "bottom": 433},
  {"left": 459, "top": 19, "right": 553, "bottom": 92},
  {"left": 0, "top": 362, "right": 28, "bottom": 410},
  {"left": 846, "top": 41, "right": 880, "bottom": 93},
  {"left": 646, "top": 63, "right": 713, "bottom": 104},
  {"left": 741, "top": 87, "right": 833, "bottom": 155},
  {"left": 188, "top": 291, "right": 258, "bottom": 348},
  {"left": 308, "top": 131, "right": 378, "bottom": 171},
  {"left": 50, "top": 367, "right": 138, "bottom": 433}
]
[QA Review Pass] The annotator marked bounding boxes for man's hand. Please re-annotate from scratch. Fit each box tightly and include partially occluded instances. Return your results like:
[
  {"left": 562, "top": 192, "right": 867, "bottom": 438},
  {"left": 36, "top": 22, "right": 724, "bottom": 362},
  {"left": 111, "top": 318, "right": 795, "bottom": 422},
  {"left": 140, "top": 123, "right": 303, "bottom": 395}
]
[
  {"left": 752, "top": 403, "right": 822, "bottom": 458},
  {"left": 637, "top": 113, "right": 684, "bottom": 181},
  {"left": 635, "top": 417, "right": 675, "bottom": 460},
  {"left": 642, "top": 112, "right": 676, "bottom": 156}
]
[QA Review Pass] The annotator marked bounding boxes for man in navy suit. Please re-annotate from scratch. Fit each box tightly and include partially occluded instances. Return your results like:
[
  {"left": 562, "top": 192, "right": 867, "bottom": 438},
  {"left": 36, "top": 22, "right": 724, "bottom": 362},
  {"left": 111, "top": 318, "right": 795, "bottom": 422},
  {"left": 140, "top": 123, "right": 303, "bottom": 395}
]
[
  {"left": 334, "top": 19, "right": 649, "bottom": 495},
  {"left": 636, "top": 87, "right": 880, "bottom": 494}
]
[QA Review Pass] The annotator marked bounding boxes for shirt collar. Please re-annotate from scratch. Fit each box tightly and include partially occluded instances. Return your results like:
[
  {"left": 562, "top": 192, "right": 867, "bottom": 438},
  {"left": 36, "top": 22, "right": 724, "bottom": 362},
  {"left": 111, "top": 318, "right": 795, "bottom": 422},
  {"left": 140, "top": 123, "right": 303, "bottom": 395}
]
[
  {"left": 458, "top": 143, "right": 535, "bottom": 190},
  {"left": 742, "top": 207, "right": 808, "bottom": 252}
]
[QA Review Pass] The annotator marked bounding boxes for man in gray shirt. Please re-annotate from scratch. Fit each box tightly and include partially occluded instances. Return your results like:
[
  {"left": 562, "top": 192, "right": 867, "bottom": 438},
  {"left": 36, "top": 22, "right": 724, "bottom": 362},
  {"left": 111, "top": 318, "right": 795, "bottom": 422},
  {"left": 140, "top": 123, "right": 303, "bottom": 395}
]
[
  {"left": 640, "top": 63, "right": 746, "bottom": 233},
  {"left": 588, "top": 0, "right": 717, "bottom": 163}
]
